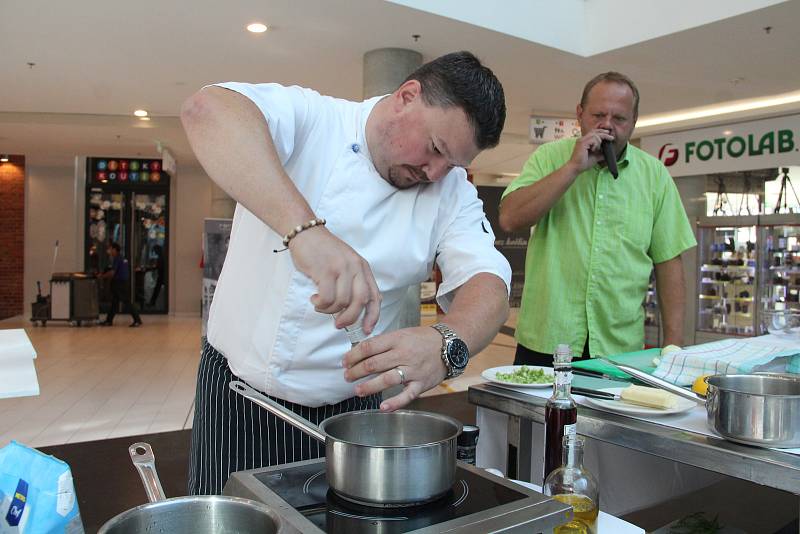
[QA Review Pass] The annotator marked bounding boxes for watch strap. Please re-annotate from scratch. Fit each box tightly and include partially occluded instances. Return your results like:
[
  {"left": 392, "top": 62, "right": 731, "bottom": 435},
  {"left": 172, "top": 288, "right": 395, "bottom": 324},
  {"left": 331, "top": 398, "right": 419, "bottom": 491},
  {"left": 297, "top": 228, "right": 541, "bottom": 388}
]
[{"left": 431, "top": 322, "right": 464, "bottom": 379}]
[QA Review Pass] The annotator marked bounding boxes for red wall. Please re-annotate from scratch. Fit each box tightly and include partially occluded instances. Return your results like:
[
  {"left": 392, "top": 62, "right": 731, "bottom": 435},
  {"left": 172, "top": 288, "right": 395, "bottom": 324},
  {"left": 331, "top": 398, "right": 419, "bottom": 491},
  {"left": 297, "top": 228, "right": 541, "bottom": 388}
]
[{"left": 0, "top": 156, "right": 25, "bottom": 319}]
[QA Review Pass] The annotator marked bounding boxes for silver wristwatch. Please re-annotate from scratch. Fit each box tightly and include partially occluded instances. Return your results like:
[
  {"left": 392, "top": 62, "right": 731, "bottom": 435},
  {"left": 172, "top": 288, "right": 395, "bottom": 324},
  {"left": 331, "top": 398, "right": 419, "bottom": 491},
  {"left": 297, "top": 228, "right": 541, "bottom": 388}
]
[{"left": 431, "top": 323, "right": 470, "bottom": 379}]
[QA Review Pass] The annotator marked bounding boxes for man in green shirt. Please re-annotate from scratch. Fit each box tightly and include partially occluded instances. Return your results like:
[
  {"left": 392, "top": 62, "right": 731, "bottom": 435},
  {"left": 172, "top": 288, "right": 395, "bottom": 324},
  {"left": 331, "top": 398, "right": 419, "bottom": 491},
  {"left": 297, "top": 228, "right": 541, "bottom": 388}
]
[{"left": 499, "top": 72, "right": 696, "bottom": 365}]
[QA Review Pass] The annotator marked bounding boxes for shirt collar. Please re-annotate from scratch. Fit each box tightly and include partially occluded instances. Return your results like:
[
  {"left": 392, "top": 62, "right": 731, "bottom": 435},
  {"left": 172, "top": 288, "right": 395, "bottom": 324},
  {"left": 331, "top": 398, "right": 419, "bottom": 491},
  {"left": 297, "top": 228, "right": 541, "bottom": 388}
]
[{"left": 357, "top": 94, "right": 386, "bottom": 165}]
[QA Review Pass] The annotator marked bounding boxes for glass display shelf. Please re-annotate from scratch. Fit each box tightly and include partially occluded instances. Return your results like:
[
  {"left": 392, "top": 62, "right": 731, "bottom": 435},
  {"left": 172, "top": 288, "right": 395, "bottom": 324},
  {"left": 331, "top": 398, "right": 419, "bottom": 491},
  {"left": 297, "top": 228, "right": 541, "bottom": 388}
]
[
  {"left": 758, "top": 216, "right": 800, "bottom": 320},
  {"left": 696, "top": 217, "right": 758, "bottom": 336}
]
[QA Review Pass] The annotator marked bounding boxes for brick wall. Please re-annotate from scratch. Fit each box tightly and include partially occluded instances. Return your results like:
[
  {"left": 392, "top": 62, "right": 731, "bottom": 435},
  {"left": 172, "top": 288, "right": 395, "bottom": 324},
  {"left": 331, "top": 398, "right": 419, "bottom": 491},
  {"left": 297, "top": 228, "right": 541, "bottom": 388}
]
[{"left": 0, "top": 155, "right": 25, "bottom": 319}]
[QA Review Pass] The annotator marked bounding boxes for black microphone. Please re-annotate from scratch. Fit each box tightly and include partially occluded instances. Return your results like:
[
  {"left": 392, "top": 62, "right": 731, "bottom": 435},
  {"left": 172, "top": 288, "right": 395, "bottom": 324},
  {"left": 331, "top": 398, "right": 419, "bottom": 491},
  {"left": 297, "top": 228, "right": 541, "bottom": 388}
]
[{"left": 601, "top": 139, "right": 618, "bottom": 179}]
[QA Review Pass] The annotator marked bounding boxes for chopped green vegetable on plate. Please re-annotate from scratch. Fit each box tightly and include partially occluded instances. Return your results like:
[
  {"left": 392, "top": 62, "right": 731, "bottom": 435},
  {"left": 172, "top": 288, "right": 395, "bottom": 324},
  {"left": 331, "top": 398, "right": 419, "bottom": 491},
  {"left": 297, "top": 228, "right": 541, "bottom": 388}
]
[{"left": 495, "top": 366, "right": 552, "bottom": 384}]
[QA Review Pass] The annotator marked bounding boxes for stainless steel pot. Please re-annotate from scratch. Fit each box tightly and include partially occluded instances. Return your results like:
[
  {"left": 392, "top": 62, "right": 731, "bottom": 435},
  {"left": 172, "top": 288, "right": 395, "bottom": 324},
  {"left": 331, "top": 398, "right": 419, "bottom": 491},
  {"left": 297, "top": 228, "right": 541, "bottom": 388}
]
[
  {"left": 98, "top": 443, "right": 285, "bottom": 534},
  {"left": 229, "top": 380, "right": 462, "bottom": 506},
  {"left": 607, "top": 363, "right": 800, "bottom": 448}
]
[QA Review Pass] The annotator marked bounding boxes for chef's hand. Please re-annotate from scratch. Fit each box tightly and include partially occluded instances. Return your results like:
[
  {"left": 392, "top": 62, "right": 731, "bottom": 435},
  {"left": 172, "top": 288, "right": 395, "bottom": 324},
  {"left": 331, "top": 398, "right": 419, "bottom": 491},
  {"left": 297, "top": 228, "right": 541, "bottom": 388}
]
[
  {"left": 288, "top": 225, "right": 381, "bottom": 333},
  {"left": 569, "top": 128, "right": 614, "bottom": 173},
  {"left": 342, "top": 326, "right": 447, "bottom": 411}
]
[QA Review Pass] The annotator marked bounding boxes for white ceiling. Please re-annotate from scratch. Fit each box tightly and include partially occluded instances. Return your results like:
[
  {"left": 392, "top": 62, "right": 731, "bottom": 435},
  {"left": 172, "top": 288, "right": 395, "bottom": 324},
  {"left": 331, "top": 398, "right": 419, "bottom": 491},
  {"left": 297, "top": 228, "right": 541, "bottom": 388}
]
[
  {"left": 1, "top": 0, "right": 799, "bottom": 175},
  {"left": 388, "top": 0, "right": 787, "bottom": 56}
]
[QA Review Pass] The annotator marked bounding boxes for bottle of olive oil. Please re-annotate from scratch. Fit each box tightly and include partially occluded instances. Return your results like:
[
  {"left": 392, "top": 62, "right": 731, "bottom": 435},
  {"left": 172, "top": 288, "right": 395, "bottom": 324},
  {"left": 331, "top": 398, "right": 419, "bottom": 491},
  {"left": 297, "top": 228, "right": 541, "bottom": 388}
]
[{"left": 543, "top": 435, "right": 599, "bottom": 534}]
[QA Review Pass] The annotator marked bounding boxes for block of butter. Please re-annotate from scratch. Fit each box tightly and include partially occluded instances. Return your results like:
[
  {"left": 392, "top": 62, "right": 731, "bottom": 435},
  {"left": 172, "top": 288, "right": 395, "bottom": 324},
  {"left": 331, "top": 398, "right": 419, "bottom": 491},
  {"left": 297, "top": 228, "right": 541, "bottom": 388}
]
[{"left": 619, "top": 385, "right": 678, "bottom": 409}]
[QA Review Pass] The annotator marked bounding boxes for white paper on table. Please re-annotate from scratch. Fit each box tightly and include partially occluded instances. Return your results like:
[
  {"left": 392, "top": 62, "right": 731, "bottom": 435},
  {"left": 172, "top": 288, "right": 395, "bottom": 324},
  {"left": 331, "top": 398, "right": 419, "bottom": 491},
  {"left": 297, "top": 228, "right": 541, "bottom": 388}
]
[
  {"left": 508, "top": 478, "right": 645, "bottom": 534},
  {"left": 0, "top": 329, "right": 37, "bottom": 360},
  {"left": 0, "top": 329, "right": 40, "bottom": 398}
]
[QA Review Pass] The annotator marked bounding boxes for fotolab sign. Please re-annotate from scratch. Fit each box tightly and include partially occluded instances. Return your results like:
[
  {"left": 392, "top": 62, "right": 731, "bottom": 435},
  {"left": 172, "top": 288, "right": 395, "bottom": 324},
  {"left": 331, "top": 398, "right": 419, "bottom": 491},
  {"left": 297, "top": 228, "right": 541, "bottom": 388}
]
[{"left": 640, "top": 114, "right": 799, "bottom": 177}]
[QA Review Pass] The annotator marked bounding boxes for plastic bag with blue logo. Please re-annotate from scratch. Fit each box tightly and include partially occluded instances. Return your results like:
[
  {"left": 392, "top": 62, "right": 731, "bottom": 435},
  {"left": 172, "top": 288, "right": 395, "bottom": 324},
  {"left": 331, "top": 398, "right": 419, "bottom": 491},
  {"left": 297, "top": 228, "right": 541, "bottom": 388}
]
[{"left": 0, "top": 441, "right": 83, "bottom": 533}]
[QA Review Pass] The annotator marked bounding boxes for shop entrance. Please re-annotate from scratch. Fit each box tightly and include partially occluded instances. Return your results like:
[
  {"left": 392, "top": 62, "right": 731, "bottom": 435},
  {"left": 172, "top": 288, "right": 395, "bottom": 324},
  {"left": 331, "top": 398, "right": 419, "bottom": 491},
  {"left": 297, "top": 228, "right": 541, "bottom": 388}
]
[{"left": 85, "top": 157, "right": 170, "bottom": 315}]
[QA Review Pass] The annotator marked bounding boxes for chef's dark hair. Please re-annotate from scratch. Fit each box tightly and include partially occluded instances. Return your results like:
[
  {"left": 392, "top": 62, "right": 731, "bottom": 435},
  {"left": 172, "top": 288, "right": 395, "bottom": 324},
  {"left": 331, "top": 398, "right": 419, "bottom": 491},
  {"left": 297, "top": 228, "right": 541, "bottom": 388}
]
[
  {"left": 110, "top": 242, "right": 121, "bottom": 253},
  {"left": 404, "top": 51, "right": 505, "bottom": 150},
  {"left": 580, "top": 72, "right": 640, "bottom": 120}
]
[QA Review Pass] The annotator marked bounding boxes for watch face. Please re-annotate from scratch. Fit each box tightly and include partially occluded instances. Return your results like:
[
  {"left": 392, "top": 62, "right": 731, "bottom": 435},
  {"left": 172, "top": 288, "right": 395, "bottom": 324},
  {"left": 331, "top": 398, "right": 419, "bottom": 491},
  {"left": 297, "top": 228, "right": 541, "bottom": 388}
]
[{"left": 448, "top": 338, "right": 470, "bottom": 370}]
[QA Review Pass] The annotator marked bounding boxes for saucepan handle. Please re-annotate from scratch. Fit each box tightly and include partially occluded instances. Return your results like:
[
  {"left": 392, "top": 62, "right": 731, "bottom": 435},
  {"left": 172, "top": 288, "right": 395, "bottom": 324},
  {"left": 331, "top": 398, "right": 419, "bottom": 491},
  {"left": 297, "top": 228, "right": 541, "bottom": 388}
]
[
  {"left": 129, "top": 442, "right": 167, "bottom": 503},
  {"left": 229, "top": 380, "right": 327, "bottom": 442}
]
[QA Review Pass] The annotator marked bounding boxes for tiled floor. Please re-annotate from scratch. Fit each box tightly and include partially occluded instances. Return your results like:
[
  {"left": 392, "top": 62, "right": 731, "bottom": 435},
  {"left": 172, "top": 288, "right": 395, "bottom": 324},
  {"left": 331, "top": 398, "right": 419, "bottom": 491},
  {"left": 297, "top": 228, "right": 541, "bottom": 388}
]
[{"left": 0, "top": 312, "right": 516, "bottom": 449}]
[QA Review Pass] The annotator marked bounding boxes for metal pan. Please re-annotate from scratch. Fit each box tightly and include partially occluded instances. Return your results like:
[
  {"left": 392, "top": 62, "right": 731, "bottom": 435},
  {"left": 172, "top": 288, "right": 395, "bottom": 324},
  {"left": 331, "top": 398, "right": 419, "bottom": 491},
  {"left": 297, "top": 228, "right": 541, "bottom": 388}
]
[
  {"left": 229, "top": 380, "right": 462, "bottom": 506},
  {"left": 604, "top": 362, "right": 800, "bottom": 448},
  {"left": 98, "top": 443, "right": 285, "bottom": 533}
]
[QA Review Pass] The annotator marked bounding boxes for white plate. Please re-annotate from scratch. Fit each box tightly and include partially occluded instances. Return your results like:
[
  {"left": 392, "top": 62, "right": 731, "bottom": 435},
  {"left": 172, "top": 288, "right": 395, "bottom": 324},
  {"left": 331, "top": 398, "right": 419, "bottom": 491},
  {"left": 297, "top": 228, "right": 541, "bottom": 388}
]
[
  {"left": 580, "top": 387, "right": 697, "bottom": 416},
  {"left": 481, "top": 365, "right": 554, "bottom": 388}
]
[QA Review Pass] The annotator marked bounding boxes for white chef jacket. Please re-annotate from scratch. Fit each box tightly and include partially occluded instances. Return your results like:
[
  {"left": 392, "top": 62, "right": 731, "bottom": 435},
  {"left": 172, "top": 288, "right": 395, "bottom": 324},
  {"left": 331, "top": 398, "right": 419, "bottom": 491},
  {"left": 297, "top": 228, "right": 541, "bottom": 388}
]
[{"left": 206, "top": 82, "right": 511, "bottom": 407}]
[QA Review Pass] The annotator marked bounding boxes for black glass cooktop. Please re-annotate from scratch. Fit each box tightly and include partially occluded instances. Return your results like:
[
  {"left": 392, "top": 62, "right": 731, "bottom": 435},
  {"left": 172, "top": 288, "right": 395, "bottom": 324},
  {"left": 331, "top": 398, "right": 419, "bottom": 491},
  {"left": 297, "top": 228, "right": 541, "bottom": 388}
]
[{"left": 253, "top": 460, "right": 529, "bottom": 533}]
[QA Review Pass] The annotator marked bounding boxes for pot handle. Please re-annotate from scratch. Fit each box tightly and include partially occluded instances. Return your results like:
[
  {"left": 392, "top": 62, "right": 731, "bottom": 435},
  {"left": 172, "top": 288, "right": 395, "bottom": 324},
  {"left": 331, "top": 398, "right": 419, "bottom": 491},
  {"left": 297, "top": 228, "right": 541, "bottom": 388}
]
[
  {"left": 599, "top": 360, "right": 706, "bottom": 404},
  {"left": 229, "top": 381, "right": 327, "bottom": 443},
  {"left": 129, "top": 442, "right": 167, "bottom": 503}
]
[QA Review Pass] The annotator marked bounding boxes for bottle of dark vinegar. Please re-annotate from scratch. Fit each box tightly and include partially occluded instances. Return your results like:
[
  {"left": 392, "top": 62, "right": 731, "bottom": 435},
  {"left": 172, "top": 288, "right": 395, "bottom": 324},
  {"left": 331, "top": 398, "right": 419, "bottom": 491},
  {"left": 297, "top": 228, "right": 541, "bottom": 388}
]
[{"left": 543, "top": 344, "right": 577, "bottom": 481}]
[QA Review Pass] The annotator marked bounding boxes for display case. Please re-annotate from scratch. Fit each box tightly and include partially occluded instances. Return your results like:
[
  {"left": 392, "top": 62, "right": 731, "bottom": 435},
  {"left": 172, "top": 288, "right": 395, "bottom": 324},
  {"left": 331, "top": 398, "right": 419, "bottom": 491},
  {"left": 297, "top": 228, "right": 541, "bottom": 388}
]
[
  {"left": 758, "top": 214, "right": 800, "bottom": 329},
  {"left": 696, "top": 216, "right": 758, "bottom": 338}
]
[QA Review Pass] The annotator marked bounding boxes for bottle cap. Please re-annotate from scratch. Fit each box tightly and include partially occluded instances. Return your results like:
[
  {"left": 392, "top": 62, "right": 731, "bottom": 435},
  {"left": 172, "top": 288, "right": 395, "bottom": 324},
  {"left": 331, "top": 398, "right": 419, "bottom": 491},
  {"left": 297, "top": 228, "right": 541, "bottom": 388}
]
[
  {"left": 458, "top": 425, "right": 480, "bottom": 447},
  {"left": 554, "top": 343, "right": 573, "bottom": 365}
]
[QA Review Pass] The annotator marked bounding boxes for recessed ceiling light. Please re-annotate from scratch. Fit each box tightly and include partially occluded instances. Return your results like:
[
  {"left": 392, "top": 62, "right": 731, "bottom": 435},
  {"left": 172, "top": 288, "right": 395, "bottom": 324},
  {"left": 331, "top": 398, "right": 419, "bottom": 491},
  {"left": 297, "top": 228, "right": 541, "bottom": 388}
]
[
  {"left": 139, "top": 117, "right": 151, "bottom": 121},
  {"left": 637, "top": 90, "right": 800, "bottom": 128},
  {"left": 247, "top": 23, "right": 268, "bottom": 33},
  {"left": 134, "top": 109, "right": 149, "bottom": 117},
  {"left": 723, "top": 130, "right": 733, "bottom": 136}
]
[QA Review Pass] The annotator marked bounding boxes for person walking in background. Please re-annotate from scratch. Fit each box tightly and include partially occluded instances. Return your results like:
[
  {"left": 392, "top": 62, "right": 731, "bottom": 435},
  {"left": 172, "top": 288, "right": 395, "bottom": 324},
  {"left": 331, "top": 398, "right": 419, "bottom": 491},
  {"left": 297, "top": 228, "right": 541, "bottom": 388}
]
[
  {"left": 148, "top": 244, "right": 165, "bottom": 307},
  {"left": 100, "top": 242, "right": 143, "bottom": 327},
  {"left": 499, "top": 72, "right": 696, "bottom": 366}
]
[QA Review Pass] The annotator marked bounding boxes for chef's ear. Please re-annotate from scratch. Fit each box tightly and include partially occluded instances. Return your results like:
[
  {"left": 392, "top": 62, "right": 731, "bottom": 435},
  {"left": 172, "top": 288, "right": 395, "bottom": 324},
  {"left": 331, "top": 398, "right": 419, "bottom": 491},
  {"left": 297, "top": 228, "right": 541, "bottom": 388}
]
[{"left": 393, "top": 79, "right": 422, "bottom": 108}]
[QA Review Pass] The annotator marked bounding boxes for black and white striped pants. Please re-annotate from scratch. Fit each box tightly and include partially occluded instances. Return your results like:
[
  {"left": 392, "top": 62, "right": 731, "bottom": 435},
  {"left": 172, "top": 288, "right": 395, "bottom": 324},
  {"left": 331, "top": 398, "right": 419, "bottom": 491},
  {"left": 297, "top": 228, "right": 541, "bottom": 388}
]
[{"left": 188, "top": 338, "right": 381, "bottom": 495}]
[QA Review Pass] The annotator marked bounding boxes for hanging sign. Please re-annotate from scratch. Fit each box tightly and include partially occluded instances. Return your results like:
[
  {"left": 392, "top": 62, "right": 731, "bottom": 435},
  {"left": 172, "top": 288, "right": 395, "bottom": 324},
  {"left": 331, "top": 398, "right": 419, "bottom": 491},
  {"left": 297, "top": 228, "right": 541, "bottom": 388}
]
[{"left": 640, "top": 114, "right": 800, "bottom": 177}]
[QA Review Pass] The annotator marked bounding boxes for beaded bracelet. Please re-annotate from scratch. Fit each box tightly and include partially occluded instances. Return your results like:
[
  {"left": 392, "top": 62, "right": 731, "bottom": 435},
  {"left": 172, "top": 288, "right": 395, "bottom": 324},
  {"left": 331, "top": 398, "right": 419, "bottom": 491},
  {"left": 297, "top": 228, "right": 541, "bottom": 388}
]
[{"left": 273, "top": 218, "right": 326, "bottom": 253}]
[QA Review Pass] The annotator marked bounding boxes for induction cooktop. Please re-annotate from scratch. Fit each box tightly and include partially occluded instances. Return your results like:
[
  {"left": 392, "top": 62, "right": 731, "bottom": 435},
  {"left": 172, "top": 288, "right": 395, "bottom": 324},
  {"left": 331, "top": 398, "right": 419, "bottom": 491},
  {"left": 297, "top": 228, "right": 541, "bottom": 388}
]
[{"left": 224, "top": 458, "right": 571, "bottom": 534}]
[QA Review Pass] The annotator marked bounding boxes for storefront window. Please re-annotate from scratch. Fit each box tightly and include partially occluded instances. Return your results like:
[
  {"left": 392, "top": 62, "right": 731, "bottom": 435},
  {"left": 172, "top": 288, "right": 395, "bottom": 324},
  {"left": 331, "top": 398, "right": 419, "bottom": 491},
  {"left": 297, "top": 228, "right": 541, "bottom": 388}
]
[
  {"left": 705, "top": 192, "right": 760, "bottom": 217},
  {"left": 764, "top": 166, "right": 800, "bottom": 214}
]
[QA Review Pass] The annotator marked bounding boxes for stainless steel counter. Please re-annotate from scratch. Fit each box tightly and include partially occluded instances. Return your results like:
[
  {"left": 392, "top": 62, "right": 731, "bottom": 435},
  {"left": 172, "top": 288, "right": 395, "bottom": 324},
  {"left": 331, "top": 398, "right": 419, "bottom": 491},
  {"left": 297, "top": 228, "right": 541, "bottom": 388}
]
[{"left": 468, "top": 383, "right": 800, "bottom": 495}]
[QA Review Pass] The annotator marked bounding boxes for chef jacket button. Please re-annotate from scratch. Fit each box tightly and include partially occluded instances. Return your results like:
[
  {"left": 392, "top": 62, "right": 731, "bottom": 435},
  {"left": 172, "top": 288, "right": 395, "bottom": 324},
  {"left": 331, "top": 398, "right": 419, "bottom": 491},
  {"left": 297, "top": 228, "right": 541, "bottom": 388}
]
[{"left": 351, "top": 143, "right": 360, "bottom": 153}]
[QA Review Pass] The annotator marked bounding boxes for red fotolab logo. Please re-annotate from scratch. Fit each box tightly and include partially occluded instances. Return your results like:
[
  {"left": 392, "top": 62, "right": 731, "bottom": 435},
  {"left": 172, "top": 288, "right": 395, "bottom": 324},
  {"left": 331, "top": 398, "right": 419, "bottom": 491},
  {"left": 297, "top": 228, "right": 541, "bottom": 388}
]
[{"left": 658, "top": 143, "right": 679, "bottom": 166}]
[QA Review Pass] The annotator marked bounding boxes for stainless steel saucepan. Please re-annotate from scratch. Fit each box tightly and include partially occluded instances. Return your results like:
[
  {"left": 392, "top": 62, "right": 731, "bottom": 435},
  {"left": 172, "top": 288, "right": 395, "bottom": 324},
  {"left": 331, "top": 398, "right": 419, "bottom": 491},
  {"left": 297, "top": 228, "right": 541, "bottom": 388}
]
[
  {"left": 607, "top": 362, "right": 800, "bottom": 448},
  {"left": 98, "top": 443, "right": 285, "bottom": 533},
  {"left": 229, "top": 380, "right": 462, "bottom": 506}
]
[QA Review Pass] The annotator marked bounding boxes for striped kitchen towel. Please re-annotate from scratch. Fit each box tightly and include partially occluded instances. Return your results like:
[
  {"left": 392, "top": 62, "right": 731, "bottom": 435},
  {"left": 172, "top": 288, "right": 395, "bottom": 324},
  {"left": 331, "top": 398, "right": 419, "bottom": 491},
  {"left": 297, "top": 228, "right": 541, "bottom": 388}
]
[{"left": 653, "top": 334, "right": 800, "bottom": 385}]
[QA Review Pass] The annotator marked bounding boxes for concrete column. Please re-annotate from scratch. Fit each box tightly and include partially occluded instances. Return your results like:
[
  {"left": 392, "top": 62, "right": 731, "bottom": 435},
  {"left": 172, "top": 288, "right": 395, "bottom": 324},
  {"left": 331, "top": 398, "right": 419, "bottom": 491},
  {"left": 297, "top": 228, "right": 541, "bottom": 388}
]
[
  {"left": 363, "top": 48, "right": 424, "bottom": 330},
  {"left": 363, "top": 48, "right": 423, "bottom": 98}
]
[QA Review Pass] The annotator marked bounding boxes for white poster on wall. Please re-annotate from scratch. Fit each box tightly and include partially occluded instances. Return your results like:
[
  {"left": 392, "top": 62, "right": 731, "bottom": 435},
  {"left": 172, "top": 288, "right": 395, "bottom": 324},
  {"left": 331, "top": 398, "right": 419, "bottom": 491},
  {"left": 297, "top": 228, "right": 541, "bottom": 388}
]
[
  {"left": 202, "top": 218, "right": 232, "bottom": 336},
  {"left": 529, "top": 116, "right": 580, "bottom": 144},
  {"left": 640, "top": 114, "right": 800, "bottom": 177}
]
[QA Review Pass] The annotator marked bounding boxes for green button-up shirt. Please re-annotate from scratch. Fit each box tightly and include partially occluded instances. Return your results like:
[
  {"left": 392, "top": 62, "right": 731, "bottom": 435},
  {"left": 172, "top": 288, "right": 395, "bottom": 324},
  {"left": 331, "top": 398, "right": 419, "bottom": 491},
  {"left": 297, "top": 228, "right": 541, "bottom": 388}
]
[{"left": 502, "top": 137, "right": 696, "bottom": 357}]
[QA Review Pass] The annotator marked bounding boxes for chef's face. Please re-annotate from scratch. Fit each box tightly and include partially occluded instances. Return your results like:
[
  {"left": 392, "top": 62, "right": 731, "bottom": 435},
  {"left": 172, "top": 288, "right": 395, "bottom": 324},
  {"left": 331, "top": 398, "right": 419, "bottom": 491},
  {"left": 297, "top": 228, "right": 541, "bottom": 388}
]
[
  {"left": 374, "top": 81, "right": 479, "bottom": 189},
  {"left": 577, "top": 81, "right": 637, "bottom": 156}
]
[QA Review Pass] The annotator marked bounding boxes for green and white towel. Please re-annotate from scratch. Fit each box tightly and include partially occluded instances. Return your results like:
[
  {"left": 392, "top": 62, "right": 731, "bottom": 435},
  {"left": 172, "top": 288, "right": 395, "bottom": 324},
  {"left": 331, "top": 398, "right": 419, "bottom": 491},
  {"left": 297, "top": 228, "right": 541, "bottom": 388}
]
[{"left": 653, "top": 334, "right": 800, "bottom": 386}]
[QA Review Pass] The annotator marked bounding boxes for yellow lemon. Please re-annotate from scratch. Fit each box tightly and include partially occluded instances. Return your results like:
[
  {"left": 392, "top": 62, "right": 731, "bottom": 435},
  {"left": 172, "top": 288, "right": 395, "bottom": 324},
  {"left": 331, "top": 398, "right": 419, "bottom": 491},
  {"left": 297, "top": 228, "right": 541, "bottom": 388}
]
[{"left": 692, "top": 375, "right": 710, "bottom": 396}]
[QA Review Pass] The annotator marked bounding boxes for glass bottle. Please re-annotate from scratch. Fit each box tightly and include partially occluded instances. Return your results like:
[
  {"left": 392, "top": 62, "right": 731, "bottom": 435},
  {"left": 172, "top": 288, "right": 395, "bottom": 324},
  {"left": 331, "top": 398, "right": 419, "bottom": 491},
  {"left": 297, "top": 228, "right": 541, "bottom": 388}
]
[
  {"left": 456, "top": 425, "right": 480, "bottom": 465},
  {"left": 340, "top": 310, "right": 367, "bottom": 348},
  {"left": 543, "top": 435, "right": 599, "bottom": 534},
  {"left": 543, "top": 344, "right": 577, "bottom": 480}
]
